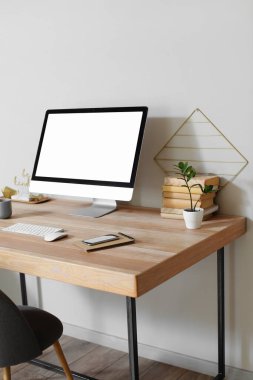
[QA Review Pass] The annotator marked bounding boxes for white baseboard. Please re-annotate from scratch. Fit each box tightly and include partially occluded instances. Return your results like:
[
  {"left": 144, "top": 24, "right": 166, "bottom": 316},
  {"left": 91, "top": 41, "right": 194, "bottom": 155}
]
[{"left": 63, "top": 322, "right": 253, "bottom": 380}]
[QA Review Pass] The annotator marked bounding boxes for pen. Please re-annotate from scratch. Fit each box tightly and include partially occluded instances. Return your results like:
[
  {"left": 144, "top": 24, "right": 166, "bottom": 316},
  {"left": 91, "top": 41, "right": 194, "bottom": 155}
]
[{"left": 118, "top": 232, "right": 134, "bottom": 240}]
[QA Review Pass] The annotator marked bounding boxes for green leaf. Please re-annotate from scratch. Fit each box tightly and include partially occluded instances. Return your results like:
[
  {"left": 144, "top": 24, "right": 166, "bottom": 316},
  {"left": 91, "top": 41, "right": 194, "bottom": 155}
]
[
  {"left": 203, "top": 185, "right": 214, "bottom": 194},
  {"left": 178, "top": 162, "right": 187, "bottom": 171}
]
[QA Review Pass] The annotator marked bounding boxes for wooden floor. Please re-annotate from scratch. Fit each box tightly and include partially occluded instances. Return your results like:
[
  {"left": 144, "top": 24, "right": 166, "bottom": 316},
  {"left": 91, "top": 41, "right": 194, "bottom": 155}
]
[{"left": 0, "top": 336, "right": 213, "bottom": 380}]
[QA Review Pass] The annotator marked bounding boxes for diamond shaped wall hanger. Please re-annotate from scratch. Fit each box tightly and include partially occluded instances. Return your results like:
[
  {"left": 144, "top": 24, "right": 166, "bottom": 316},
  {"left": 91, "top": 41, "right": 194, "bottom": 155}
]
[{"left": 154, "top": 109, "right": 248, "bottom": 187}]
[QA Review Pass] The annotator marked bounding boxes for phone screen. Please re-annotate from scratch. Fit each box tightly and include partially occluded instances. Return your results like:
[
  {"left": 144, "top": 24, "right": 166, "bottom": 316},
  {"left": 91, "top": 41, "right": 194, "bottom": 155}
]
[{"left": 83, "top": 234, "right": 119, "bottom": 246}]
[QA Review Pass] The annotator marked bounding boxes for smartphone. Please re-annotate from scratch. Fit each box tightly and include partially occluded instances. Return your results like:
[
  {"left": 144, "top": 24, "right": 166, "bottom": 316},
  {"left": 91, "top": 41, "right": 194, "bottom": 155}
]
[{"left": 83, "top": 234, "right": 119, "bottom": 246}]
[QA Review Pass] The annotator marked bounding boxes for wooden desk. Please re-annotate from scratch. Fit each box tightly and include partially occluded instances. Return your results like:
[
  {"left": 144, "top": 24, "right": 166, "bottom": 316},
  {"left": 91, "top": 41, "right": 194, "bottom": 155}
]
[{"left": 0, "top": 199, "right": 246, "bottom": 380}]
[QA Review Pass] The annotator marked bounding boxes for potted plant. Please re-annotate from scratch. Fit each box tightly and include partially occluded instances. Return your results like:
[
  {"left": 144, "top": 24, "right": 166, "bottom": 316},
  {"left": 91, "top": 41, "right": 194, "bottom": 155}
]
[{"left": 174, "top": 161, "right": 214, "bottom": 229}]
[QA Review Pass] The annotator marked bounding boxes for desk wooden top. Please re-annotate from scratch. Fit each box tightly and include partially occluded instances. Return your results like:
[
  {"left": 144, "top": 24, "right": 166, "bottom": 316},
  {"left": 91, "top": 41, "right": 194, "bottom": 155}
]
[{"left": 0, "top": 199, "right": 246, "bottom": 297}]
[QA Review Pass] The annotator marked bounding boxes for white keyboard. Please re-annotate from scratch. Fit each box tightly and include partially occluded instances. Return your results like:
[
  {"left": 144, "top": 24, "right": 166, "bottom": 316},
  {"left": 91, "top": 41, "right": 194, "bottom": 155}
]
[{"left": 2, "top": 223, "right": 64, "bottom": 237}]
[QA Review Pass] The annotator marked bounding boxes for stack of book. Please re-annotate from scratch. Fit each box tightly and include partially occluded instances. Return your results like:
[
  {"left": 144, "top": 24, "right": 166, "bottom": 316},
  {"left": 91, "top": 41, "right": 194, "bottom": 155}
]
[{"left": 161, "top": 175, "right": 219, "bottom": 219}]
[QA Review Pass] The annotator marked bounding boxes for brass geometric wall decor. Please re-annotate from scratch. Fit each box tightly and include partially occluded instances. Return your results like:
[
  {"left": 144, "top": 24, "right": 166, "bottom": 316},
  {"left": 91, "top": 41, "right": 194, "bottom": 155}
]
[{"left": 154, "top": 108, "right": 248, "bottom": 187}]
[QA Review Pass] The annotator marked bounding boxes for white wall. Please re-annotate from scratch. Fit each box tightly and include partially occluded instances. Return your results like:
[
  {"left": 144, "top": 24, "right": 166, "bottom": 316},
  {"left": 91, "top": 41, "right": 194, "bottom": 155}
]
[{"left": 1, "top": 0, "right": 253, "bottom": 375}]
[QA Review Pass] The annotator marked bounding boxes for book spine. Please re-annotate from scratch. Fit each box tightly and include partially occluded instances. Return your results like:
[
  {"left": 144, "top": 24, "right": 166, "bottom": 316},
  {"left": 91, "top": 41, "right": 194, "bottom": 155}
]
[
  {"left": 162, "top": 197, "right": 214, "bottom": 209},
  {"left": 160, "top": 212, "right": 183, "bottom": 219},
  {"left": 161, "top": 204, "right": 219, "bottom": 217},
  {"left": 162, "top": 185, "right": 204, "bottom": 194},
  {"left": 203, "top": 204, "right": 219, "bottom": 216},
  {"left": 164, "top": 176, "right": 219, "bottom": 186},
  {"left": 161, "top": 207, "right": 183, "bottom": 214},
  {"left": 162, "top": 191, "right": 215, "bottom": 200},
  {"left": 160, "top": 212, "right": 214, "bottom": 220}
]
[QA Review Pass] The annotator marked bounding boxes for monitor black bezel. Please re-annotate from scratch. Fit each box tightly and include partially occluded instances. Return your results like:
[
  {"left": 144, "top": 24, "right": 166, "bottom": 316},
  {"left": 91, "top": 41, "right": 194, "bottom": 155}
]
[{"left": 31, "top": 106, "right": 148, "bottom": 188}]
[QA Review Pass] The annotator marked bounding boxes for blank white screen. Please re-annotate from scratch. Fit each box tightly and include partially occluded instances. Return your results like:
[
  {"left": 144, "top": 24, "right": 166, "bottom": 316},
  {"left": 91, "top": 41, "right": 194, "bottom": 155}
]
[{"left": 36, "top": 111, "right": 143, "bottom": 183}]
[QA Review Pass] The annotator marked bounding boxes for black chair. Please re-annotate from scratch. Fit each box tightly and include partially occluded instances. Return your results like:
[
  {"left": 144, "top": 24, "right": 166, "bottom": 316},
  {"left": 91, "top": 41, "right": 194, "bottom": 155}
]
[{"left": 0, "top": 290, "right": 73, "bottom": 380}]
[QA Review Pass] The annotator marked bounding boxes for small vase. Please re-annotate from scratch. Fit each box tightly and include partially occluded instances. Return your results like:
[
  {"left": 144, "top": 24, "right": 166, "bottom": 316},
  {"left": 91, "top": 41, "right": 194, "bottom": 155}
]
[{"left": 183, "top": 208, "right": 204, "bottom": 229}]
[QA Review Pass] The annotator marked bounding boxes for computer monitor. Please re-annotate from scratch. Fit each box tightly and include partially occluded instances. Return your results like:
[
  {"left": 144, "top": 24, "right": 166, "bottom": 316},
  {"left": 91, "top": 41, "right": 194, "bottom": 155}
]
[{"left": 30, "top": 106, "right": 148, "bottom": 217}]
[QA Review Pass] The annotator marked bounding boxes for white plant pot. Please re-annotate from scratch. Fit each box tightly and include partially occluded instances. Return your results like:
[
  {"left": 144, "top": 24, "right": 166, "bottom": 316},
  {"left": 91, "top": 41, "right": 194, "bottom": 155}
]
[{"left": 183, "top": 208, "right": 204, "bottom": 229}]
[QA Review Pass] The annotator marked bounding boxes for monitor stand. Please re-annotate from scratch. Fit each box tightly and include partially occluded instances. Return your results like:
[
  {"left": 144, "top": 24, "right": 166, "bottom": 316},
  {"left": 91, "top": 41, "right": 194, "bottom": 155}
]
[{"left": 72, "top": 198, "right": 117, "bottom": 218}]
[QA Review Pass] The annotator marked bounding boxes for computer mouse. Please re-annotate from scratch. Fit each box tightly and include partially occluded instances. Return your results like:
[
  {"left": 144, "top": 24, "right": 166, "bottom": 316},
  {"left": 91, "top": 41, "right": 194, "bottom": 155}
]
[{"left": 44, "top": 232, "right": 68, "bottom": 242}]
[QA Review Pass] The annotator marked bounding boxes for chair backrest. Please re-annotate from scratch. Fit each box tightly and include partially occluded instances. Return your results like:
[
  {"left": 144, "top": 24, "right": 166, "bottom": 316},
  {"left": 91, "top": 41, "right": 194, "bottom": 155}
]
[{"left": 0, "top": 290, "right": 42, "bottom": 367}]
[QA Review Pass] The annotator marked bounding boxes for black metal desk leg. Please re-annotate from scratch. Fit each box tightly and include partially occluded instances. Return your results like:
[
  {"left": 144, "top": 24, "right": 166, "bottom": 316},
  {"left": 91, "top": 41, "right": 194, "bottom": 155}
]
[
  {"left": 19, "top": 273, "right": 28, "bottom": 305},
  {"left": 214, "top": 247, "right": 225, "bottom": 380},
  {"left": 126, "top": 297, "right": 139, "bottom": 380}
]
